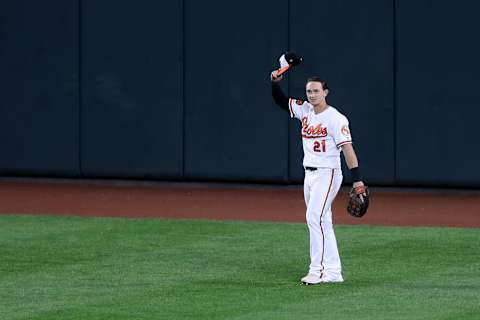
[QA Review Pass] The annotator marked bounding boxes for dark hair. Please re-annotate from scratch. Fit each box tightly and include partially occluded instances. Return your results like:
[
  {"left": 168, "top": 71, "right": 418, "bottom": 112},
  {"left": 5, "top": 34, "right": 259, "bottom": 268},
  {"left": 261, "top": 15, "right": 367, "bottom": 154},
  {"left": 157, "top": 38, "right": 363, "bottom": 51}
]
[{"left": 306, "top": 76, "right": 329, "bottom": 90}]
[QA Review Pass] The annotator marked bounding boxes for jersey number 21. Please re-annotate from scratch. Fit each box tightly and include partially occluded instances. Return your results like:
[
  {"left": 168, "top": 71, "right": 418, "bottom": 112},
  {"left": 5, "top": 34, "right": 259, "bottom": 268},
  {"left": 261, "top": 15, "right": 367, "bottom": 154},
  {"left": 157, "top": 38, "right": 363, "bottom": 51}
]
[{"left": 313, "top": 140, "right": 326, "bottom": 152}]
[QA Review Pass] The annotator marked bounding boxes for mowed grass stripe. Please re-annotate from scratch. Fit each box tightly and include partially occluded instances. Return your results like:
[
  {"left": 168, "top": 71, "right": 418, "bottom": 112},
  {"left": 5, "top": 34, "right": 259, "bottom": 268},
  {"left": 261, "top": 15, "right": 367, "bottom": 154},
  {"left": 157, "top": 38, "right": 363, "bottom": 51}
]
[{"left": 0, "top": 215, "right": 478, "bottom": 320}]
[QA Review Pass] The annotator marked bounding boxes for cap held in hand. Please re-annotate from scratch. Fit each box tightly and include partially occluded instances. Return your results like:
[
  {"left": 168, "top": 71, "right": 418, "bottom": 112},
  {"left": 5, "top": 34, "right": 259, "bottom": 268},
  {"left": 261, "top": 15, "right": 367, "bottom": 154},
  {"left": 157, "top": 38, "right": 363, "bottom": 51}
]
[
  {"left": 281, "top": 52, "right": 303, "bottom": 67},
  {"left": 275, "top": 51, "right": 303, "bottom": 77}
]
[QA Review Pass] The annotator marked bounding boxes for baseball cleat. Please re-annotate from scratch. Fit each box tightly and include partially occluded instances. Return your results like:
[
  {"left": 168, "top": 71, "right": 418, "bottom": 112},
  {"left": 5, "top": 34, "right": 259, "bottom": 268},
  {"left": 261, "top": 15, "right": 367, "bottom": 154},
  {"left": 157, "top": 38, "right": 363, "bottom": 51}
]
[
  {"left": 300, "top": 273, "right": 323, "bottom": 285},
  {"left": 300, "top": 273, "right": 344, "bottom": 285}
]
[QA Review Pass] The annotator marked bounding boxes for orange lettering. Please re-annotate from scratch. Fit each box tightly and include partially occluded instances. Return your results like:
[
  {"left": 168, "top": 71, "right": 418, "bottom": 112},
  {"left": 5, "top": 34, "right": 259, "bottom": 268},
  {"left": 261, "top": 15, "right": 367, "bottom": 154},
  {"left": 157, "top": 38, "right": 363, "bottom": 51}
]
[{"left": 301, "top": 117, "right": 327, "bottom": 137}]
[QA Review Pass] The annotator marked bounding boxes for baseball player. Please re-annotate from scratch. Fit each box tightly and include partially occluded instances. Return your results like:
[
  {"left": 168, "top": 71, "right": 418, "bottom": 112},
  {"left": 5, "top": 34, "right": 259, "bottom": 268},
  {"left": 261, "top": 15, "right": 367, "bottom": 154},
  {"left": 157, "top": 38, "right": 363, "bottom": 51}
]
[{"left": 270, "top": 70, "right": 366, "bottom": 285}]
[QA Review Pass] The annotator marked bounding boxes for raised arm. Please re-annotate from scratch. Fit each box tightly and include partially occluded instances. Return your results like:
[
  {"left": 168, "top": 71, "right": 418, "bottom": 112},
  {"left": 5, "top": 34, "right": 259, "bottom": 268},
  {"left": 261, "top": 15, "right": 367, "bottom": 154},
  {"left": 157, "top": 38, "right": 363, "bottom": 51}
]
[{"left": 270, "top": 71, "right": 289, "bottom": 112}]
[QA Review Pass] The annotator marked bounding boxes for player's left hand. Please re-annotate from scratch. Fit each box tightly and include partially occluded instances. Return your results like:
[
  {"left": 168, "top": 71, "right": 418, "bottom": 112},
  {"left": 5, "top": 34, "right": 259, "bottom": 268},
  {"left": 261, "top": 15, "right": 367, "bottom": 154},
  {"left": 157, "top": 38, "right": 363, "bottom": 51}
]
[
  {"left": 352, "top": 181, "right": 366, "bottom": 202},
  {"left": 347, "top": 182, "right": 370, "bottom": 218}
]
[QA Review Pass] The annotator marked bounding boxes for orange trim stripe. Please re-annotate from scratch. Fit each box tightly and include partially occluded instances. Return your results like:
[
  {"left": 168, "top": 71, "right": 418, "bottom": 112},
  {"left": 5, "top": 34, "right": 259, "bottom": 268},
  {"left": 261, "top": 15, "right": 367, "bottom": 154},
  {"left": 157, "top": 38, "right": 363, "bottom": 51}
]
[
  {"left": 337, "top": 140, "right": 352, "bottom": 147},
  {"left": 289, "top": 99, "right": 294, "bottom": 117}
]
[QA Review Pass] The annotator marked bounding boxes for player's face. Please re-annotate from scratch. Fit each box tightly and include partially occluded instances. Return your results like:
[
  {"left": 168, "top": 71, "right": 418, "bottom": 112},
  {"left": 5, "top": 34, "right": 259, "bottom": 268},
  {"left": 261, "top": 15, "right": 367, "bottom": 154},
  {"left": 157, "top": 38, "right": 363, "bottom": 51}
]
[{"left": 306, "top": 81, "right": 327, "bottom": 105}]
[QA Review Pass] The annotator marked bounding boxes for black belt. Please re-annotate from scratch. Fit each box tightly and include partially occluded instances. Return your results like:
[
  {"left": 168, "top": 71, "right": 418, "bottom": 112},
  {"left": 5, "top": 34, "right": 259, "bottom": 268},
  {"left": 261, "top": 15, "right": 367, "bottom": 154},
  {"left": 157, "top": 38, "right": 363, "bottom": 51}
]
[{"left": 304, "top": 167, "right": 318, "bottom": 171}]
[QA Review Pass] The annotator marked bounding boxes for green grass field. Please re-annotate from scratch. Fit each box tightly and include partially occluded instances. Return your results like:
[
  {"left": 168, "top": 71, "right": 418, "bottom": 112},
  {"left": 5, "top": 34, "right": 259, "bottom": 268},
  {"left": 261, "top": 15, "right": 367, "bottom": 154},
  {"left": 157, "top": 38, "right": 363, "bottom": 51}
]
[{"left": 1, "top": 214, "right": 479, "bottom": 320}]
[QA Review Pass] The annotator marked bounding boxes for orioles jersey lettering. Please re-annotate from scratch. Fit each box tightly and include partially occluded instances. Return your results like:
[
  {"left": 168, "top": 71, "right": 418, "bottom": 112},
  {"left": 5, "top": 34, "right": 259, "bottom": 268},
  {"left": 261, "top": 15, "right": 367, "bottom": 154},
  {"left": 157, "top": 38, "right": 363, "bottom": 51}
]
[{"left": 288, "top": 98, "right": 352, "bottom": 169}]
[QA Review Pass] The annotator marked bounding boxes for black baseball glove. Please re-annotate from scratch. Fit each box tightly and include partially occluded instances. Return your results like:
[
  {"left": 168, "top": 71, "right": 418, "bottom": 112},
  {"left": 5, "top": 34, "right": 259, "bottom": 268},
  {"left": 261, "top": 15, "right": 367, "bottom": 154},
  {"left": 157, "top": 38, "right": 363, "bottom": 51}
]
[{"left": 347, "top": 186, "right": 370, "bottom": 218}]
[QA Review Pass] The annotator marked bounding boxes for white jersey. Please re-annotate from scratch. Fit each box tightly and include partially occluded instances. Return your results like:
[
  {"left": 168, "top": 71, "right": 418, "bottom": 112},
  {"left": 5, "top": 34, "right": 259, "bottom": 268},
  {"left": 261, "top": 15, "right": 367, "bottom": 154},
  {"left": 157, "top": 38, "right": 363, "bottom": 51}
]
[{"left": 288, "top": 98, "right": 352, "bottom": 169}]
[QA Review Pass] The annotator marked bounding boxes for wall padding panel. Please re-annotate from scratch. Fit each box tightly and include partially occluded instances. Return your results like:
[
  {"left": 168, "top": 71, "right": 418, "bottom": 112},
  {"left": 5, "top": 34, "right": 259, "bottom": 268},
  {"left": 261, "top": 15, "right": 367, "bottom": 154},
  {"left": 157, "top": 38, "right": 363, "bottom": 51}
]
[
  {"left": 184, "top": 0, "right": 290, "bottom": 181},
  {"left": 81, "top": 0, "right": 183, "bottom": 178},
  {"left": 0, "top": 0, "right": 80, "bottom": 176},
  {"left": 396, "top": 0, "right": 480, "bottom": 186}
]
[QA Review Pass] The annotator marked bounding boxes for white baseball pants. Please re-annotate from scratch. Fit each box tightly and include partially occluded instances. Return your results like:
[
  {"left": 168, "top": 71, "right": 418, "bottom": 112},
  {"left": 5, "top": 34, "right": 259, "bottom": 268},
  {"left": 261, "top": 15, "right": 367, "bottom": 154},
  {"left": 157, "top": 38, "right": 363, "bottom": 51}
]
[{"left": 304, "top": 168, "right": 343, "bottom": 279}]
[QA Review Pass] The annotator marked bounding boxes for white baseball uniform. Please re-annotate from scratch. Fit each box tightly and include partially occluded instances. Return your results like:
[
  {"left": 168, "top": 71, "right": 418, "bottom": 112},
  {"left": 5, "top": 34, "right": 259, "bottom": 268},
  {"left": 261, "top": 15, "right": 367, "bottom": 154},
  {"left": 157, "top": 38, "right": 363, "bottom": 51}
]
[{"left": 288, "top": 98, "right": 353, "bottom": 281}]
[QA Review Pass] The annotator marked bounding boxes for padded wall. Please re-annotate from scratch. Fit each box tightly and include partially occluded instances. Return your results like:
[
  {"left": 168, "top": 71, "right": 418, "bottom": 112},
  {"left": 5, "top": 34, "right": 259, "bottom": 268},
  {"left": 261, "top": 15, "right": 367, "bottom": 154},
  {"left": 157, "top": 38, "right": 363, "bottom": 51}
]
[
  {"left": 183, "top": 0, "right": 290, "bottom": 182},
  {"left": 396, "top": 0, "right": 480, "bottom": 186},
  {"left": 80, "top": 0, "right": 183, "bottom": 179},
  {"left": 0, "top": 0, "right": 80, "bottom": 176},
  {"left": 2, "top": 0, "right": 480, "bottom": 187}
]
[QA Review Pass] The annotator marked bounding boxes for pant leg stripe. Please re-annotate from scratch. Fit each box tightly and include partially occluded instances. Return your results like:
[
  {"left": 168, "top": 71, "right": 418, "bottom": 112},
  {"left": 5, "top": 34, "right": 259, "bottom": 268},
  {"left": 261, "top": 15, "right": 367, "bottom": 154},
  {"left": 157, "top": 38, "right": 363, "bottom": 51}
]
[{"left": 319, "top": 169, "right": 334, "bottom": 275}]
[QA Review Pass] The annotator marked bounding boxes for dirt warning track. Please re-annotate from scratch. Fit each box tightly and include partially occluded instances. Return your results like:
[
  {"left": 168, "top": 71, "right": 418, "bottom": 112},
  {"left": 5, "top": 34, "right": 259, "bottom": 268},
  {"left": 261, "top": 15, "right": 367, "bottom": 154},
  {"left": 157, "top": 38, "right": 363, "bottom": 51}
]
[{"left": 0, "top": 179, "right": 478, "bottom": 228}]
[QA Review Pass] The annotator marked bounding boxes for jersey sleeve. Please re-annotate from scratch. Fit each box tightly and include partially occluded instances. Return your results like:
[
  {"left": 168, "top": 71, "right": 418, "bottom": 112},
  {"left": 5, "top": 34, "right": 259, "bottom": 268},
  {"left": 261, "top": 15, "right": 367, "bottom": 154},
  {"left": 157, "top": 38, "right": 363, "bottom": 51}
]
[
  {"left": 333, "top": 115, "right": 353, "bottom": 148},
  {"left": 288, "top": 98, "right": 307, "bottom": 120}
]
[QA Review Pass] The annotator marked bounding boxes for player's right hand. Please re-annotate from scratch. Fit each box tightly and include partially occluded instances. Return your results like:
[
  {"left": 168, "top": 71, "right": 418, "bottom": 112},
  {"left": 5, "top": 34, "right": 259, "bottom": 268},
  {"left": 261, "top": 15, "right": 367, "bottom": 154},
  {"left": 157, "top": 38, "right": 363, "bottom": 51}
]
[{"left": 270, "top": 70, "right": 283, "bottom": 82}]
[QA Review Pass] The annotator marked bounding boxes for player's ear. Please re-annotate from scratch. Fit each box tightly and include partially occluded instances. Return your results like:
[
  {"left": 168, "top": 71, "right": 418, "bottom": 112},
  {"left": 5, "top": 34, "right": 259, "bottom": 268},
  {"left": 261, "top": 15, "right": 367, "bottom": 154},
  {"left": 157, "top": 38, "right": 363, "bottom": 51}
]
[{"left": 324, "top": 89, "right": 329, "bottom": 96}]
